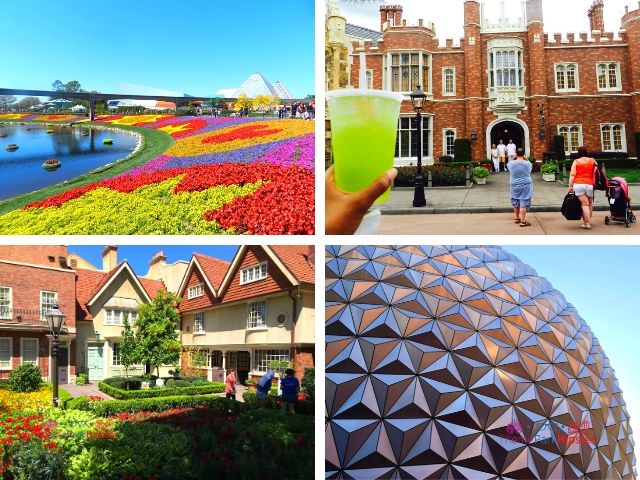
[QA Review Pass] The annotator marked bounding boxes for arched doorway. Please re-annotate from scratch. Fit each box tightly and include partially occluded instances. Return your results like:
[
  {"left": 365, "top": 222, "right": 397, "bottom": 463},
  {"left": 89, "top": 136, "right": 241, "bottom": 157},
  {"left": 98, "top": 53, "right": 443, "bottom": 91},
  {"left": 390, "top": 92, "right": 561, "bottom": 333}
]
[{"left": 490, "top": 120, "right": 526, "bottom": 154}]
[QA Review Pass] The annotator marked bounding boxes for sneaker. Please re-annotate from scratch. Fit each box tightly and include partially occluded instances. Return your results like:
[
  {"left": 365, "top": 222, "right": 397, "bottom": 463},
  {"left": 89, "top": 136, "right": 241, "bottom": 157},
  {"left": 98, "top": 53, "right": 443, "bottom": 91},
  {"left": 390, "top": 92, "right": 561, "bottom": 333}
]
[{"left": 580, "top": 224, "right": 592, "bottom": 230}]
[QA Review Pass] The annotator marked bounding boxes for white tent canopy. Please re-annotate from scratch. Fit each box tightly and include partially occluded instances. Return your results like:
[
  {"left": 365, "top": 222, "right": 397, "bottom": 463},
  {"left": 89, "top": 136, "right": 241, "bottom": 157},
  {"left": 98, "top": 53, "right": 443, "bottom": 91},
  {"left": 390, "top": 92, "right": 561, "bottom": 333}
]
[{"left": 70, "top": 104, "right": 87, "bottom": 112}]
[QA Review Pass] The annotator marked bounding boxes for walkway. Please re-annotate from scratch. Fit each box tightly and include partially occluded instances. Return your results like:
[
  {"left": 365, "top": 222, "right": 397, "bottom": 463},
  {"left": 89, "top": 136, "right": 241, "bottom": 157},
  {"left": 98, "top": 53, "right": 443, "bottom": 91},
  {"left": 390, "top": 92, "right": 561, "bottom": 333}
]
[{"left": 63, "top": 381, "right": 112, "bottom": 399}]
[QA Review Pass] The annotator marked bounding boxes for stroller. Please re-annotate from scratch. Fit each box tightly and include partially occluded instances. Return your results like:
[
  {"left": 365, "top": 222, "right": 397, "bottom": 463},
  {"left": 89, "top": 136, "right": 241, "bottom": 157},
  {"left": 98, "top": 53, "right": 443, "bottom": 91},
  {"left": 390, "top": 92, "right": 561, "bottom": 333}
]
[{"left": 605, "top": 177, "right": 636, "bottom": 227}]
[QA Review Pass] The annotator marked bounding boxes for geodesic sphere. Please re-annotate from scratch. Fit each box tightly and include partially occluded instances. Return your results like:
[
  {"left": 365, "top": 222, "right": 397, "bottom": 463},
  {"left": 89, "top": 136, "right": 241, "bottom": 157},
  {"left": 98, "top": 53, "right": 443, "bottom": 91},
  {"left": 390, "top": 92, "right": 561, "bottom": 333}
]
[{"left": 326, "top": 246, "right": 636, "bottom": 480}]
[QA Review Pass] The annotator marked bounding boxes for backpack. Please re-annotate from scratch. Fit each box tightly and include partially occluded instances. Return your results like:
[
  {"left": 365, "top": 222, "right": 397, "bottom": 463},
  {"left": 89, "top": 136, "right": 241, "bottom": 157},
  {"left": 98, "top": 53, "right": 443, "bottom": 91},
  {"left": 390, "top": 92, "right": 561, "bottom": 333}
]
[
  {"left": 561, "top": 192, "right": 583, "bottom": 220},
  {"left": 593, "top": 161, "right": 607, "bottom": 191}
]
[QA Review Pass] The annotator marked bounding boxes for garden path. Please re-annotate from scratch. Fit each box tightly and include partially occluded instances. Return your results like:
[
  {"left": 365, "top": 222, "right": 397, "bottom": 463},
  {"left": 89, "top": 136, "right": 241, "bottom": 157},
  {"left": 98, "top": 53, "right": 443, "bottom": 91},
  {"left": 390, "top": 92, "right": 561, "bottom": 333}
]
[{"left": 63, "top": 381, "right": 113, "bottom": 399}]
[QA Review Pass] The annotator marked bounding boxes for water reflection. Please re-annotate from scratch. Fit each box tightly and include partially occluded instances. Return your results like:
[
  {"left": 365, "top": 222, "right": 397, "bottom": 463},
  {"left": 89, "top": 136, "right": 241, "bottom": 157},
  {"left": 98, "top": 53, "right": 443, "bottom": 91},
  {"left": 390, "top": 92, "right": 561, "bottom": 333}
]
[{"left": 0, "top": 125, "right": 137, "bottom": 200}]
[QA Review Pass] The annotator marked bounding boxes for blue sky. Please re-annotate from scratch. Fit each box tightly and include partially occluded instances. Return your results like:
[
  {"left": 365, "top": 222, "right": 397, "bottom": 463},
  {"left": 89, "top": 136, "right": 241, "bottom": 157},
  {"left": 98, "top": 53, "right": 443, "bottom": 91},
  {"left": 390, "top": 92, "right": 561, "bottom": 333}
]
[
  {"left": 68, "top": 245, "right": 239, "bottom": 275},
  {"left": 506, "top": 245, "right": 640, "bottom": 460},
  {"left": 1, "top": 0, "right": 314, "bottom": 98}
]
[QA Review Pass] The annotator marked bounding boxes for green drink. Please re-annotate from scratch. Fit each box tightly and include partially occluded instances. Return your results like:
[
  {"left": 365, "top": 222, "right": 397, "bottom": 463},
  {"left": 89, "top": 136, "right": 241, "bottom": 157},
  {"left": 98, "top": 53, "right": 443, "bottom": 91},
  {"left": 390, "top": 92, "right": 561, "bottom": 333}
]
[{"left": 327, "top": 89, "right": 404, "bottom": 203}]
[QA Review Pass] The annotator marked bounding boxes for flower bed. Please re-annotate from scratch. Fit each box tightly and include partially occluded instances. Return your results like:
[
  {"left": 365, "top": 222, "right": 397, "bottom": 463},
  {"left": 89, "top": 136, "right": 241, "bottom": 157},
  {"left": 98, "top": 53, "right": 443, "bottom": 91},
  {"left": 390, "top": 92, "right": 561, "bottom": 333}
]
[
  {"left": 43, "top": 159, "right": 61, "bottom": 170},
  {"left": 0, "top": 115, "right": 315, "bottom": 234},
  {"left": 98, "top": 381, "right": 225, "bottom": 400}
]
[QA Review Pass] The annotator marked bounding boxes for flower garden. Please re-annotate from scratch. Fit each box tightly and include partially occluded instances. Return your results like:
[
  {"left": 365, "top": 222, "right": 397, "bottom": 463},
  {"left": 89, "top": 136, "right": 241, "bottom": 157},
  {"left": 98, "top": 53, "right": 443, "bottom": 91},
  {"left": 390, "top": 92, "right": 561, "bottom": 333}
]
[
  {"left": 0, "top": 382, "right": 314, "bottom": 479},
  {"left": 0, "top": 114, "right": 315, "bottom": 234}
]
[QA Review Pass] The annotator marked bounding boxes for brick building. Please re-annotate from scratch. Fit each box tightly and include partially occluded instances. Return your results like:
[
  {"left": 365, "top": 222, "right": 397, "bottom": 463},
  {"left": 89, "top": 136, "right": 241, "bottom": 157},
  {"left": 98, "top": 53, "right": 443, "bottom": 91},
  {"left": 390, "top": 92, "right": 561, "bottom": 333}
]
[
  {"left": 0, "top": 246, "right": 76, "bottom": 383},
  {"left": 332, "top": 0, "right": 640, "bottom": 165}
]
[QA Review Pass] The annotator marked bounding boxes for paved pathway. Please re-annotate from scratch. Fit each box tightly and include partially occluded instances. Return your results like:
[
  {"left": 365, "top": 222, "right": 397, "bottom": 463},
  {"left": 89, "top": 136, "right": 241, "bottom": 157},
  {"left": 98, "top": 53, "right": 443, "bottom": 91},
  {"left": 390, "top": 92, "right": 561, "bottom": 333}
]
[{"left": 63, "top": 381, "right": 112, "bottom": 399}]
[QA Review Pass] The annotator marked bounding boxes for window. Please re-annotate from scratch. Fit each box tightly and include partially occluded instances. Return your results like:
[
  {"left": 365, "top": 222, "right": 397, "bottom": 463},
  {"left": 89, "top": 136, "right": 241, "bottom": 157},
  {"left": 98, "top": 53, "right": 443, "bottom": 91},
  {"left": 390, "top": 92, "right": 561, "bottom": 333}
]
[
  {"left": 194, "top": 312, "right": 205, "bottom": 334},
  {"left": 443, "top": 68, "right": 455, "bottom": 96},
  {"left": 0, "top": 287, "right": 11, "bottom": 320},
  {"left": 558, "top": 125, "right": 583, "bottom": 154},
  {"left": 20, "top": 338, "right": 38, "bottom": 366},
  {"left": 597, "top": 63, "right": 621, "bottom": 91},
  {"left": 247, "top": 301, "right": 267, "bottom": 329},
  {"left": 601, "top": 124, "right": 626, "bottom": 152},
  {"left": 0, "top": 338, "right": 11, "bottom": 369},
  {"left": 253, "top": 349, "right": 290, "bottom": 373},
  {"left": 211, "top": 350, "right": 222, "bottom": 368},
  {"left": 395, "top": 115, "right": 431, "bottom": 161},
  {"left": 105, "top": 309, "right": 137, "bottom": 326},
  {"left": 40, "top": 291, "right": 57, "bottom": 321},
  {"left": 366, "top": 70, "right": 373, "bottom": 89},
  {"left": 384, "top": 52, "right": 430, "bottom": 93},
  {"left": 240, "top": 262, "right": 268, "bottom": 285},
  {"left": 489, "top": 49, "right": 523, "bottom": 87},
  {"left": 443, "top": 129, "right": 456, "bottom": 156},
  {"left": 188, "top": 283, "right": 204, "bottom": 299},
  {"left": 112, "top": 343, "right": 121, "bottom": 366},
  {"left": 555, "top": 63, "right": 579, "bottom": 92}
]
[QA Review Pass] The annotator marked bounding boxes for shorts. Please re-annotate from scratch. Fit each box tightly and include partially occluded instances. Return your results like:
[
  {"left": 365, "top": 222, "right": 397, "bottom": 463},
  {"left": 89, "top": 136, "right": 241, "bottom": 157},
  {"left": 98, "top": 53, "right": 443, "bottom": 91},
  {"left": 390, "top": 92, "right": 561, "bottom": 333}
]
[
  {"left": 573, "top": 184, "right": 594, "bottom": 198},
  {"left": 499, "top": 156, "right": 506, "bottom": 162},
  {"left": 511, "top": 198, "right": 531, "bottom": 209}
]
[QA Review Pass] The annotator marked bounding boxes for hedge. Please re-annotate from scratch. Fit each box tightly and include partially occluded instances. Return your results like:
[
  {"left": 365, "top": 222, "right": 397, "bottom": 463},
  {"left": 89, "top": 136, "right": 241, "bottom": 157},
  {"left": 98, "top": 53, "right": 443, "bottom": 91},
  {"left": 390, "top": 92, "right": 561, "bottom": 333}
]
[
  {"left": 242, "top": 389, "right": 314, "bottom": 415},
  {"left": 67, "top": 394, "right": 241, "bottom": 416},
  {"left": 98, "top": 380, "right": 225, "bottom": 400},
  {"left": 558, "top": 157, "right": 640, "bottom": 170}
]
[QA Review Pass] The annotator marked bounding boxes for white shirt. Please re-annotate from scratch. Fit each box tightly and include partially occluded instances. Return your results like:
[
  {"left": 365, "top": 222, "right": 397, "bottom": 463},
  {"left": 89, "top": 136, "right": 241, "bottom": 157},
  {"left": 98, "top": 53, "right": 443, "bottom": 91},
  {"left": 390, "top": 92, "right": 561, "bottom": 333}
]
[
  {"left": 497, "top": 144, "right": 507, "bottom": 156},
  {"left": 506, "top": 143, "right": 517, "bottom": 156}
]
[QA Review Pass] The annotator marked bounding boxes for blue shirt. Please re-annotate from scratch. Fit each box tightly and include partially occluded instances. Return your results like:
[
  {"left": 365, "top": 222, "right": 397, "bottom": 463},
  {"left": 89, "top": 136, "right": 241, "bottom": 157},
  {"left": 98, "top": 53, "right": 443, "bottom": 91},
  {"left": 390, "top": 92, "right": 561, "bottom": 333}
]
[{"left": 280, "top": 376, "right": 299, "bottom": 398}]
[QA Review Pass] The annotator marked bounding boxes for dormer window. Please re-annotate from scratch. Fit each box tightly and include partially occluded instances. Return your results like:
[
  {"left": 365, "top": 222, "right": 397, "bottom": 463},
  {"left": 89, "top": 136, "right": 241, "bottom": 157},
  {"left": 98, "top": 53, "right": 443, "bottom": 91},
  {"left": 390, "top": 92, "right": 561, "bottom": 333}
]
[
  {"left": 188, "top": 283, "right": 204, "bottom": 299},
  {"left": 240, "top": 262, "right": 268, "bottom": 285}
]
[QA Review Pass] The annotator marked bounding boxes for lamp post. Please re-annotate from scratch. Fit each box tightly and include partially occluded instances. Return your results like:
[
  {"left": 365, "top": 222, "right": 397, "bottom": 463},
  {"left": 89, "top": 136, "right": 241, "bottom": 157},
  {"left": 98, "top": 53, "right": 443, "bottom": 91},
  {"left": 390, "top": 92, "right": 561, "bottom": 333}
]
[
  {"left": 410, "top": 85, "right": 427, "bottom": 207},
  {"left": 46, "top": 305, "right": 65, "bottom": 407}
]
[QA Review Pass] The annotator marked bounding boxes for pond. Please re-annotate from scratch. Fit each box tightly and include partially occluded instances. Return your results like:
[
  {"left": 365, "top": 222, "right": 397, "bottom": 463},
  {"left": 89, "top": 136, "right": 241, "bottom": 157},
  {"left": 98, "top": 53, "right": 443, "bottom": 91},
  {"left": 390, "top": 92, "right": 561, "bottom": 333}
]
[{"left": 0, "top": 124, "right": 137, "bottom": 200}]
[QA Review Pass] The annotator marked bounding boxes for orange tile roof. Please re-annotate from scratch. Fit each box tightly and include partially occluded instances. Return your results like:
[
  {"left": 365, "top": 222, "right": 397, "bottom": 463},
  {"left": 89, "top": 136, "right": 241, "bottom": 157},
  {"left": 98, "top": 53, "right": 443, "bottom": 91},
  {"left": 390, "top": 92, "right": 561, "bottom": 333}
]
[
  {"left": 193, "top": 253, "right": 230, "bottom": 292},
  {"left": 75, "top": 263, "right": 165, "bottom": 321},
  {"left": 270, "top": 246, "right": 315, "bottom": 284}
]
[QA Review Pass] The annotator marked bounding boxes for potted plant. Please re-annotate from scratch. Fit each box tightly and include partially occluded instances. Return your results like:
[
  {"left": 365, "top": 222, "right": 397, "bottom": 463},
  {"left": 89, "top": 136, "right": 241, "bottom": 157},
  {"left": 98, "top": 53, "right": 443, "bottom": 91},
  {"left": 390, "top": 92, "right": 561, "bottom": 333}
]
[
  {"left": 541, "top": 162, "right": 557, "bottom": 182},
  {"left": 473, "top": 166, "right": 490, "bottom": 185},
  {"left": 42, "top": 159, "right": 61, "bottom": 171}
]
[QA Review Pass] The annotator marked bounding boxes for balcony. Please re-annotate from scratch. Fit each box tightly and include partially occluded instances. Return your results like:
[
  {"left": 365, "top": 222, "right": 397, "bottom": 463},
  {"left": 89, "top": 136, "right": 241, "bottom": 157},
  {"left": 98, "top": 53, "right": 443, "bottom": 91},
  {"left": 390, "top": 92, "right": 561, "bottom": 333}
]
[
  {"left": 489, "top": 86, "right": 526, "bottom": 113},
  {"left": 0, "top": 308, "right": 49, "bottom": 327}
]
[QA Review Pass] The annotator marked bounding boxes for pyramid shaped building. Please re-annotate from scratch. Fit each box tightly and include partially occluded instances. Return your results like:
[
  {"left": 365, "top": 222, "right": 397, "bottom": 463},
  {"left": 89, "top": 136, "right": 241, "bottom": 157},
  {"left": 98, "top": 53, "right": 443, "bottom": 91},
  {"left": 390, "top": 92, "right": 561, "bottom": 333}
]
[{"left": 232, "top": 73, "right": 293, "bottom": 99}]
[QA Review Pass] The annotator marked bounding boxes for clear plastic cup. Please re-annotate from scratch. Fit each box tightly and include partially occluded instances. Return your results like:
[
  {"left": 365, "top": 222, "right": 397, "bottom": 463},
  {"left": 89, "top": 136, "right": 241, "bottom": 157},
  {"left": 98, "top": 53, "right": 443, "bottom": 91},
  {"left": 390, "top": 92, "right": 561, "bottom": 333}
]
[{"left": 327, "top": 89, "right": 404, "bottom": 203}]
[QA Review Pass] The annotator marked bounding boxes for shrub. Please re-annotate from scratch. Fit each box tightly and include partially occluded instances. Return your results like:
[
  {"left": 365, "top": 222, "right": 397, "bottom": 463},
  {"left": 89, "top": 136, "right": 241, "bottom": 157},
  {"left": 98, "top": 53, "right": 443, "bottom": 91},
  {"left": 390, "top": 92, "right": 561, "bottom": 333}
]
[
  {"left": 454, "top": 139, "right": 472, "bottom": 162},
  {"left": 9, "top": 364, "right": 42, "bottom": 392},
  {"left": 473, "top": 166, "right": 490, "bottom": 178},
  {"left": 541, "top": 162, "right": 558, "bottom": 174},
  {"left": 102, "top": 376, "right": 142, "bottom": 391},
  {"left": 431, "top": 164, "right": 467, "bottom": 187},
  {"left": 242, "top": 388, "right": 313, "bottom": 414},
  {"left": 75, "top": 373, "right": 89, "bottom": 385},
  {"left": 439, "top": 155, "right": 454, "bottom": 163},
  {"left": 569, "top": 150, "right": 629, "bottom": 160},
  {"left": 9, "top": 440, "right": 67, "bottom": 480},
  {"left": 69, "top": 394, "right": 240, "bottom": 416},
  {"left": 301, "top": 367, "right": 315, "bottom": 400},
  {"left": 59, "top": 386, "right": 73, "bottom": 408},
  {"left": 66, "top": 396, "right": 90, "bottom": 410},
  {"left": 552, "top": 135, "right": 566, "bottom": 161},
  {"left": 98, "top": 381, "right": 224, "bottom": 400},
  {"left": 394, "top": 165, "right": 426, "bottom": 187}
]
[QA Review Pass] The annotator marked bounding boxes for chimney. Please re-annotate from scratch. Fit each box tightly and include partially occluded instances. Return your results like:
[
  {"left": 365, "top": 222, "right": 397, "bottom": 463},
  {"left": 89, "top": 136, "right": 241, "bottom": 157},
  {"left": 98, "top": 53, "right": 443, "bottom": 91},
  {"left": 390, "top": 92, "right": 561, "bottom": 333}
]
[
  {"left": 526, "top": 0, "right": 543, "bottom": 23},
  {"left": 101, "top": 245, "right": 118, "bottom": 271},
  {"left": 588, "top": 0, "right": 604, "bottom": 32},
  {"left": 380, "top": 5, "right": 403, "bottom": 30},
  {"left": 147, "top": 250, "right": 167, "bottom": 279}
]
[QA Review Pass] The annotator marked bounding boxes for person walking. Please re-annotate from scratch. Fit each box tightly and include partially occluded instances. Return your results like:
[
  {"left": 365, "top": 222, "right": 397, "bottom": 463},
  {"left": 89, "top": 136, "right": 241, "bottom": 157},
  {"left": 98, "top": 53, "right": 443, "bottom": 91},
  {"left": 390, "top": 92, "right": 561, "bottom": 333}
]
[
  {"left": 490, "top": 144, "right": 499, "bottom": 173},
  {"left": 509, "top": 148, "right": 533, "bottom": 227},
  {"left": 506, "top": 139, "right": 517, "bottom": 169},
  {"left": 256, "top": 369, "right": 275, "bottom": 408},
  {"left": 497, "top": 140, "right": 507, "bottom": 171},
  {"left": 280, "top": 368, "right": 300, "bottom": 413},
  {"left": 225, "top": 368, "right": 237, "bottom": 400},
  {"left": 308, "top": 100, "right": 315, "bottom": 120},
  {"left": 568, "top": 146, "right": 597, "bottom": 230}
]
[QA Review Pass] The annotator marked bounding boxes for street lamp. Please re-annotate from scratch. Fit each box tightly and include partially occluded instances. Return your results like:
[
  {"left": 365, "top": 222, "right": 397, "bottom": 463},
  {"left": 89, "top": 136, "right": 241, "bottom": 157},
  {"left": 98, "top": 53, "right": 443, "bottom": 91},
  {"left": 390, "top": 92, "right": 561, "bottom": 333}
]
[
  {"left": 409, "top": 85, "right": 427, "bottom": 207},
  {"left": 46, "top": 305, "right": 65, "bottom": 407}
]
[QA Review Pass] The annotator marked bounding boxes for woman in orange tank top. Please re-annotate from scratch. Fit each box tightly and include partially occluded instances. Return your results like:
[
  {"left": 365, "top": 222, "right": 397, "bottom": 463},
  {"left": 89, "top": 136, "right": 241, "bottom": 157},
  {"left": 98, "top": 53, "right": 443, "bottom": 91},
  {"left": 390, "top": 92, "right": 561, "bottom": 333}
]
[{"left": 568, "top": 146, "right": 597, "bottom": 230}]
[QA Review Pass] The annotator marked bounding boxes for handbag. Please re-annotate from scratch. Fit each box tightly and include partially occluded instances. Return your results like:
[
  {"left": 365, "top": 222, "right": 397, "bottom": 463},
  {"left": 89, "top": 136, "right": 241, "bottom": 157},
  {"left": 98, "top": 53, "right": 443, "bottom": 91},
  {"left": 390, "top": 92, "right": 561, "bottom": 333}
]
[{"left": 561, "top": 192, "right": 582, "bottom": 220}]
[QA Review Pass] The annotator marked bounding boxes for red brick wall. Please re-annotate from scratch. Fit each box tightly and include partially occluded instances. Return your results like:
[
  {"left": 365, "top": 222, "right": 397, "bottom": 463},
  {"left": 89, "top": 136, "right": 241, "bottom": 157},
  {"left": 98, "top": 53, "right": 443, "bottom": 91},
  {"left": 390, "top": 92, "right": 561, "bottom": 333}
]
[
  {"left": 0, "top": 246, "right": 68, "bottom": 268},
  {"left": 293, "top": 347, "right": 315, "bottom": 380},
  {"left": 179, "top": 267, "right": 217, "bottom": 313},
  {"left": 0, "top": 332, "right": 49, "bottom": 379}
]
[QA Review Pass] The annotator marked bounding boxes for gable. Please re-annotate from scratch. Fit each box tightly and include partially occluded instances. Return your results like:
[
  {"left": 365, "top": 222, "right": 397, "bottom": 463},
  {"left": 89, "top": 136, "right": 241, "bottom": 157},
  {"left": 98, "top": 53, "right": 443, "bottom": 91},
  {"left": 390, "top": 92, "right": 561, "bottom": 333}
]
[
  {"left": 179, "top": 265, "right": 216, "bottom": 312},
  {"left": 89, "top": 267, "right": 151, "bottom": 314}
]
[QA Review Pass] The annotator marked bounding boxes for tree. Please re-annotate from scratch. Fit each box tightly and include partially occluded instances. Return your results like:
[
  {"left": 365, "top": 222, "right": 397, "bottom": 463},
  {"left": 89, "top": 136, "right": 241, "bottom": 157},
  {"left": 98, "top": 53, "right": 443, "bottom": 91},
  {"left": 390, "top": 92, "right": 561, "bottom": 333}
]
[
  {"left": 0, "top": 95, "right": 16, "bottom": 111},
  {"left": 52, "top": 80, "right": 64, "bottom": 91},
  {"left": 15, "top": 96, "right": 41, "bottom": 111},
  {"left": 65, "top": 80, "right": 82, "bottom": 93},
  {"left": 234, "top": 93, "right": 252, "bottom": 113},
  {"left": 119, "top": 314, "right": 139, "bottom": 381},
  {"left": 252, "top": 94, "right": 278, "bottom": 115},
  {"left": 134, "top": 290, "right": 182, "bottom": 377}
]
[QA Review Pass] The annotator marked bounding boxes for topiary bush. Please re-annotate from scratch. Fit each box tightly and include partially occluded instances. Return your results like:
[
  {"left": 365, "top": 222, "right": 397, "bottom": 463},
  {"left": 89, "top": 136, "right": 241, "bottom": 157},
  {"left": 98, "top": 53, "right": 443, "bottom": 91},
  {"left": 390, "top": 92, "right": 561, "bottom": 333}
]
[
  {"left": 453, "top": 139, "right": 472, "bottom": 163},
  {"left": 301, "top": 367, "right": 314, "bottom": 400},
  {"left": 102, "top": 376, "right": 142, "bottom": 391},
  {"left": 8, "top": 364, "right": 42, "bottom": 392},
  {"left": 98, "top": 380, "right": 224, "bottom": 400},
  {"left": 552, "top": 135, "right": 566, "bottom": 161}
]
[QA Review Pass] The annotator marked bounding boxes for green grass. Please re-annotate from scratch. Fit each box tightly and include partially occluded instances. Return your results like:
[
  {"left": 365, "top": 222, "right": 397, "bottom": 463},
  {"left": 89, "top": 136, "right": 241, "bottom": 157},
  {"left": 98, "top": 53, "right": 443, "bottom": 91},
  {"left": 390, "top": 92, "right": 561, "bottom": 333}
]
[
  {"left": 604, "top": 168, "right": 640, "bottom": 183},
  {"left": 0, "top": 122, "right": 173, "bottom": 215}
]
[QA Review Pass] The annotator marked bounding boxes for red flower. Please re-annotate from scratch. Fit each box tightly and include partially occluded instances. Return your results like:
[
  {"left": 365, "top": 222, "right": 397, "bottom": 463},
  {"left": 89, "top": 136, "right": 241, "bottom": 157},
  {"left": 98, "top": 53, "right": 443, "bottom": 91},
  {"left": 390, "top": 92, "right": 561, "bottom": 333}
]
[{"left": 201, "top": 124, "right": 283, "bottom": 144}]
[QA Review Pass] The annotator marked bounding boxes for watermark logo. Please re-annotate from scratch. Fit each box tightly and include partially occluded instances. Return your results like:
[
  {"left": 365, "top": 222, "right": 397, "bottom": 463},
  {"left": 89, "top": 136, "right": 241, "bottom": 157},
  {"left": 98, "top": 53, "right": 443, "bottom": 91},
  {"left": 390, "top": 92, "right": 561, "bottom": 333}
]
[{"left": 501, "top": 419, "right": 594, "bottom": 446}]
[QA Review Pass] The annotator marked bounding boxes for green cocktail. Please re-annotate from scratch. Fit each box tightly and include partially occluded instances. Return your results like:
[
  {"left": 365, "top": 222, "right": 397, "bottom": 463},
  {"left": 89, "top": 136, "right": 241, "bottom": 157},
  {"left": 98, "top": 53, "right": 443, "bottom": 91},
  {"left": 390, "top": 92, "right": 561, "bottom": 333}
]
[{"left": 327, "top": 89, "right": 404, "bottom": 203}]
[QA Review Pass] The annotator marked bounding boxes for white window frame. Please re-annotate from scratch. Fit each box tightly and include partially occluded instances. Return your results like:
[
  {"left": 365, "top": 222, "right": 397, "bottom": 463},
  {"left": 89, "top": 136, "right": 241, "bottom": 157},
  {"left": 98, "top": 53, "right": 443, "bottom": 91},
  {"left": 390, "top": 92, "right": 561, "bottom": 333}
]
[
  {"left": 383, "top": 51, "right": 432, "bottom": 94},
  {"left": 443, "top": 128, "right": 456, "bottom": 157},
  {"left": 600, "top": 123, "right": 626, "bottom": 152},
  {"left": 554, "top": 63, "right": 579, "bottom": 92},
  {"left": 247, "top": 301, "right": 267, "bottom": 329},
  {"left": 0, "top": 287, "right": 11, "bottom": 320},
  {"left": 596, "top": 62, "right": 622, "bottom": 92},
  {"left": 557, "top": 125, "right": 583, "bottom": 154},
  {"left": 105, "top": 309, "right": 137, "bottom": 327},
  {"left": 253, "top": 349, "right": 290, "bottom": 373},
  {"left": 194, "top": 312, "right": 205, "bottom": 334},
  {"left": 489, "top": 48, "right": 524, "bottom": 88},
  {"left": 211, "top": 350, "right": 223, "bottom": 368},
  {"left": 366, "top": 69, "right": 373, "bottom": 89},
  {"left": 187, "top": 283, "right": 204, "bottom": 299},
  {"left": 396, "top": 114, "right": 433, "bottom": 164},
  {"left": 0, "top": 338, "right": 11, "bottom": 369},
  {"left": 442, "top": 67, "right": 456, "bottom": 96},
  {"left": 112, "top": 342, "right": 121, "bottom": 366},
  {"left": 20, "top": 338, "right": 38, "bottom": 366},
  {"left": 40, "top": 291, "right": 58, "bottom": 321},
  {"left": 240, "top": 262, "right": 268, "bottom": 285}
]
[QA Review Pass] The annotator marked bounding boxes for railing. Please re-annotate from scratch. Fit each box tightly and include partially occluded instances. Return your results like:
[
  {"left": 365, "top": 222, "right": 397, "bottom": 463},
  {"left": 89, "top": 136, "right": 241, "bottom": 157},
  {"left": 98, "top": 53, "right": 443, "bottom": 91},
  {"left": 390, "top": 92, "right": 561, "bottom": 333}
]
[{"left": 0, "top": 308, "right": 48, "bottom": 324}]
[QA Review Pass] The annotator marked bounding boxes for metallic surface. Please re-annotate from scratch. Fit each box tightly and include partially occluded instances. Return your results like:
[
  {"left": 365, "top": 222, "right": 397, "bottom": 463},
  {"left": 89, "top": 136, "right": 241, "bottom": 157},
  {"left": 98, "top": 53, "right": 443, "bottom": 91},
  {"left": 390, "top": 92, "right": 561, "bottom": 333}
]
[{"left": 326, "top": 246, "right": 636, "bottom": 479}]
